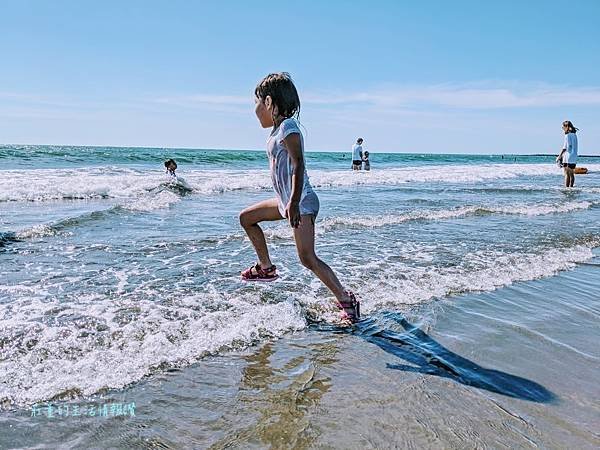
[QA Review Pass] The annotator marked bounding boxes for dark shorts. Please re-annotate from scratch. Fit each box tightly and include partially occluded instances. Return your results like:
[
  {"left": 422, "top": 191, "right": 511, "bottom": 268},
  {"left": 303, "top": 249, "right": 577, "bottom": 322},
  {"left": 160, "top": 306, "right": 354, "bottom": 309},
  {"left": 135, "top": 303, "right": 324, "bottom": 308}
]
[
  {"left": 352, "top": 160, "right": 363, "bottom": 166},
  {"left": 563, "top": 163, "right": 576, "bottom": 169}
]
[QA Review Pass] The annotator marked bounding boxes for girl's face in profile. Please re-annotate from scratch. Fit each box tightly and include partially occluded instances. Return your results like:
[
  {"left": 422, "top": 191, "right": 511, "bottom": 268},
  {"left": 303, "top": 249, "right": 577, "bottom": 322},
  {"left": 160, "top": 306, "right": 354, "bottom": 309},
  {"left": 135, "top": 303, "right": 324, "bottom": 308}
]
[{"left": 255, "top": 95, "right": 274, "bottom": 128}]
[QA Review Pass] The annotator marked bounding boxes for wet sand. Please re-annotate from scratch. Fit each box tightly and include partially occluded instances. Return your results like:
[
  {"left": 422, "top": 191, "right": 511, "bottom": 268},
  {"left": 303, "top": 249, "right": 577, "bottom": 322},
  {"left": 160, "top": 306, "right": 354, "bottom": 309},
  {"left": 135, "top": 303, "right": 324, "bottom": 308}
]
[{"left": 2, "top": 253, "right": 600, "bottom": 449}]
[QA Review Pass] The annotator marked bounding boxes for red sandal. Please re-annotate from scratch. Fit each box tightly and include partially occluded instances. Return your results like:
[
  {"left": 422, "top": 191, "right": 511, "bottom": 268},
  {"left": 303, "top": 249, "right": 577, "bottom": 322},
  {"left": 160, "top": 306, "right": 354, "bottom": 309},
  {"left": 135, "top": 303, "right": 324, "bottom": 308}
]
[
  {"left": 336, "top": 290, "right": 360, "bottom": 322},
  {"left": 241, "top": 263, "right": 279, "bottom": 282}
]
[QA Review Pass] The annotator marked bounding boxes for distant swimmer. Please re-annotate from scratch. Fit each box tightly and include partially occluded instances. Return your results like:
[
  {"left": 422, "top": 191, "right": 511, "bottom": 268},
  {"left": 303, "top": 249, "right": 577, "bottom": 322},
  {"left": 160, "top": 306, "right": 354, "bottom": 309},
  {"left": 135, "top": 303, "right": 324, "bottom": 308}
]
[
  {"left": 164, "top": 159, "right": 177, "bottom": 178},
  {"left": 555, "top": 120, "right": 579, "bottom": 188},
  {"left": 161, "top": 158, "right": 192, "bottom": 192},
  {"left": 351, "top": 138, "right": 364, "bottom": 170},
  {"left": 363, "top": 150, "right": 371, "bottom": 171}
]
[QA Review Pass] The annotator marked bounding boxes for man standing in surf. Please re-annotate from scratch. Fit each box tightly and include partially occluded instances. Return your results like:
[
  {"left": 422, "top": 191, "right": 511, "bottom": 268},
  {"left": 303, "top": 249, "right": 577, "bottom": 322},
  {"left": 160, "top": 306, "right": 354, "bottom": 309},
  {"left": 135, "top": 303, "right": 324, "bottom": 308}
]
[
  {"left": 352, "top": 138, "right": 364, "bottom": 170},
  {"left": 238, "top": 72, "right": 360, "bottom": 323}
]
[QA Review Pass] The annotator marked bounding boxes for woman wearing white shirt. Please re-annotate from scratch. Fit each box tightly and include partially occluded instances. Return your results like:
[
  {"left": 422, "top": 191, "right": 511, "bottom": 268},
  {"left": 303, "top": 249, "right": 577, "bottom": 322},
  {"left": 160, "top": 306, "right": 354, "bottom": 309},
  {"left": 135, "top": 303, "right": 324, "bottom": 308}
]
[{"left": 556, "top": 120, "right": 578, "bottom": 188}]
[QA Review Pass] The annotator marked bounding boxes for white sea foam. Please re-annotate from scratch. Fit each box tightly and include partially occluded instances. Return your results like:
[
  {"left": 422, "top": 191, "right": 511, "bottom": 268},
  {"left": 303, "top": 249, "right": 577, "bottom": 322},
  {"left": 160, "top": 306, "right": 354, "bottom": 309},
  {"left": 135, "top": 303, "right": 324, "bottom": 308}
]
[
  {"left": 489, "top": 202, "right": 593, "bottom": 216},
  {"left": 0, "top": 293, "right": 306, "bottom": 407},
  {"left": 121, "top": 189, "right": 181, "bottom": 212},
  {"left": 262, "top": 201, "right": 594, "bottom": 239},
  {"left": 2, "top": 164, "right": 598, "bottom": 203},
  {"left": 355, "top": 244, "right": 596, "bottom": 313},
  {"left": 0, "top": 167, "right": 191, "bottom": 205},
  {"left": 0, "top": 240, "right": 596, "bottom": 407},
  {"left": 0, "top": 167, "right": 151, "bottom": 202},
  {"left": 6, "top": 199, "right": 593, "bottom": 249},
  {"left": 9, "top": 193, "right": 181, "bottom": 240},
  {"left": 15, "top": 224, "right": 58, "bottom": 239},
  {"left": 323, "top": 201, "right": 593, "bottom": 226}
]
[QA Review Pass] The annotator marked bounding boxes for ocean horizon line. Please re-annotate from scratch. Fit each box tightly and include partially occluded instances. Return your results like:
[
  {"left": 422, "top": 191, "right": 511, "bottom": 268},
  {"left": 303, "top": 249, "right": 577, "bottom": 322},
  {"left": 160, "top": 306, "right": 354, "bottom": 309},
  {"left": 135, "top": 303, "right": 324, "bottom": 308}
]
[{"left": 1, "top": 143, "right": 598, "bottom": 158}]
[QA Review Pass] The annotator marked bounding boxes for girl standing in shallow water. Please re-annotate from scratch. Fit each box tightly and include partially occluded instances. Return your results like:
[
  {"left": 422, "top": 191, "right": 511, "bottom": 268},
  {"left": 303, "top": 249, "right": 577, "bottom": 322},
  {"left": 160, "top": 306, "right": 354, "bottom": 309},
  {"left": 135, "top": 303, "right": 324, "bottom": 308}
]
[
  {"left": 239, "top": 72, "right": 360, "bottom": 322},
  {"left": 556, "top": 120, "right": 579, "bottom": 188}
]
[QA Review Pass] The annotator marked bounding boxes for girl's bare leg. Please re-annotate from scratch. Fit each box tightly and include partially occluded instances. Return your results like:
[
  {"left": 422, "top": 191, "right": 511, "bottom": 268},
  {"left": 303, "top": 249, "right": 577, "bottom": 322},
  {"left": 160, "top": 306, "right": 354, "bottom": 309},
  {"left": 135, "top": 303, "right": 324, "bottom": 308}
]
[
  {"left": 564, "top": 167, "right": 576, "bottom": 187},
  {"left": 569, "top": 169, "right": 575, "bottom": 187},
  {"left": 292, "top": 215, "right": 351, "bottom": 302},
  {"left": 239, "top": 198, "right": 283, "bottom": 268}
]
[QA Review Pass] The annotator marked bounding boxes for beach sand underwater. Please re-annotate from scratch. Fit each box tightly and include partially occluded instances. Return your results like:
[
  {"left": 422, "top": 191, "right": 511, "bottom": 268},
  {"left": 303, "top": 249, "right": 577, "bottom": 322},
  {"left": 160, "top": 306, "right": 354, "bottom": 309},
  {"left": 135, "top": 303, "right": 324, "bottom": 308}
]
[{"left": 1, "top": 145, "right": 599, "bottom": 448}]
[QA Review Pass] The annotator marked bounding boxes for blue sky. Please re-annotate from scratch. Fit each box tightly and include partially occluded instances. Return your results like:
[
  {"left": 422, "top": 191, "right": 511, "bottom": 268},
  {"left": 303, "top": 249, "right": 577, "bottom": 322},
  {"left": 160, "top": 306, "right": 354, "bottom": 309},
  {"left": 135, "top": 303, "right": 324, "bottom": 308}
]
[{"left": 1, "top": 0, "right": 599, "bottom": 154}]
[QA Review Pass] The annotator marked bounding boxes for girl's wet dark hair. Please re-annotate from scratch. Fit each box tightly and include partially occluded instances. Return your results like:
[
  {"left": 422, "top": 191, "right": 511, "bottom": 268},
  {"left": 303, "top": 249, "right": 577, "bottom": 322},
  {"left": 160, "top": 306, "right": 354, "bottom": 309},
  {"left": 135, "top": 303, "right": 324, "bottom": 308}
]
[
  {"left": 562, "top": 120, "right": 578, "bottom": 133},
  {"left": 164, "top": 159, "right": 177, "bottom": 168},
  {"left": 255, "top": 72, "right": 301, "bottom": 120}
]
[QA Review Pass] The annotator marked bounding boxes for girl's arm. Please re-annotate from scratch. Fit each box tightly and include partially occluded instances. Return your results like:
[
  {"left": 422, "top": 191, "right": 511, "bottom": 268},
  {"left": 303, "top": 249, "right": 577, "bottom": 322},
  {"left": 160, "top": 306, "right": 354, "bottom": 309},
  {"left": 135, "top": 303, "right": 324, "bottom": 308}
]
[
  {"left": 557, "top": 136, "right": 567, "bottom": 161},
  {"left": 559, "top": 135, "right": 569, "bottom": 157},
  {"left": 283, "top": 133, "right": 304, "bottom": 228}
]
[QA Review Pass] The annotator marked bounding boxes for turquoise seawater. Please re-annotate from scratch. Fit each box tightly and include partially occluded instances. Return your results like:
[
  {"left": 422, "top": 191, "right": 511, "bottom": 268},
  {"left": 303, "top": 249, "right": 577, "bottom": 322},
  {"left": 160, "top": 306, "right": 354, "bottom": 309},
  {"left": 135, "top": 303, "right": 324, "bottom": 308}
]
[{"left": 1, "top": 144, "right": 600, "bottom": 408}]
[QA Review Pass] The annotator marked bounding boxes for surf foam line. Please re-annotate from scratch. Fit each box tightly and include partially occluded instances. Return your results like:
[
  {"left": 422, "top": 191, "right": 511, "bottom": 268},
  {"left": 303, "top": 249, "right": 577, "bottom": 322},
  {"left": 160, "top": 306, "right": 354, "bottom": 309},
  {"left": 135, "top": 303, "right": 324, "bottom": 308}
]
[
  {"left": 8, "top": 199, "right": 591, "bottom": 250},
  {"left": 320, "top": 201, "right": 594, "bottom": 226},
  {"left": 7, "top": 192, "right": 183, "bottom": 242},
  {"left": 13, "top": 209, "right": 119, "bottom": 240},
  {"left": 168, "top": 162, "right": 597, "bottom": 191},
  {"left": 0, "top": 167, "right": 192, "bottom": 203},
  {"left": 4, "top": 163, "right": 600, "bottom": 203},
  {"left": 0, "top": 293, "right": 306, "bottom": 408},
  {"left": 260, "top": 201, "right": 595, "bottom": 240},
  {"left": 1, "top": 237, "right": 599, "bottom": 408},
  {"left": 351, "top": 240, "right": 600, "bottom": 314}
]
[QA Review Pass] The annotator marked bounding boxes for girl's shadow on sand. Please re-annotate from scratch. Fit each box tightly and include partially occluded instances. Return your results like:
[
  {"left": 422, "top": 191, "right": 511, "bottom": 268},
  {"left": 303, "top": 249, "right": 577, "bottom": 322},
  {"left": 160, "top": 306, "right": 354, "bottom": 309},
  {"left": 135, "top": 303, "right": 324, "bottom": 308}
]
[{"left": 311, "top": 311, "right": 556, "bottom": 403}]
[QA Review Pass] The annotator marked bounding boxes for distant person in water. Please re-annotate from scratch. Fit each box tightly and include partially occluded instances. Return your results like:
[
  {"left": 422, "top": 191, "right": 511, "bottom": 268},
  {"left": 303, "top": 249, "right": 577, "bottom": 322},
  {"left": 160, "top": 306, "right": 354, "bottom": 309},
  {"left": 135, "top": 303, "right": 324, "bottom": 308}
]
[
  {"left": 363, "top": 151, "right": 371, "bottom": 171},
  {"left": 352, "top": 138, "right": 364, "bottom": 170},
  {"left": 164, "top": 159, "right": 177, "bottom": 178},
  {"left": 556, "top": 120, "right": 579, "bottom": 187}
]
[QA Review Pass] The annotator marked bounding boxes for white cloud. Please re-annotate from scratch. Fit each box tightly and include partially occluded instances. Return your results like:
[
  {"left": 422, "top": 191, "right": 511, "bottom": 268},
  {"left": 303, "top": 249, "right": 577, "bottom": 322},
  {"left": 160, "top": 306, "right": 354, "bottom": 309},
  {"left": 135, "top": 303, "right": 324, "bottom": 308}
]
[
  {"left": 149, "top": 82, "right": 600, "bottom": 112},
  {"left": 303, "top": 82, "right": 600, "bottom": 109},
  {"left": 154, "top": 94, "right": 251, "bottom": 106},
  {"left": 10, "top": 81, "right": 592, "bottom": 117}
]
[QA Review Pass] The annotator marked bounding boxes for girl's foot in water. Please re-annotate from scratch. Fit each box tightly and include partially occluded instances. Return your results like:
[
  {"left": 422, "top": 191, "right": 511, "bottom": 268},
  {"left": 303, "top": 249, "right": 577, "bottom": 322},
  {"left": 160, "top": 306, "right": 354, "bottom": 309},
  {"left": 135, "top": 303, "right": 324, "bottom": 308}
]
[
  {"left": 336, "top": 290, "right": 360, "bottom": 323},
  {"left": 241, "top": 263, "right": 279, "bottom": 282}
]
